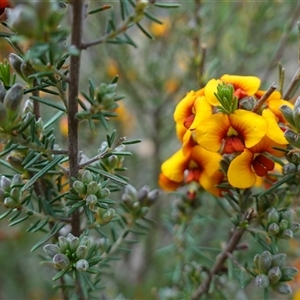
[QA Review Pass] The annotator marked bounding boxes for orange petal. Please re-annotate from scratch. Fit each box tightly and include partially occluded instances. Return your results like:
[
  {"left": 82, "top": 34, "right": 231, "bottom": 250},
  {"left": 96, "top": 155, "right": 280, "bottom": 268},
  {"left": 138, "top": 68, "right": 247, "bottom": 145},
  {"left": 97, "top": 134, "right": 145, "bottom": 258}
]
[
  {"left": 195, "top": 113, "right": 231, "bottom": 152},
  {"left": 220, "top": 74, "right": 261, "bottom": 95},
  {"left": 200, "top": 169, "right": 224, "bottom": 196},
  {"left": 204, "top": 79, "right": 223, "bottom": 106},
  {"left": 158, "top": 173, "right": 181, "bottom": 191},
  {"left": 228, "top": 149, "right": 256, "bottom": 188},
  {"left": 229, "top": 110, "right": 267, "bottom": 148},
  {"left": 262, "top": 109, "right": 287, "bottom": 144}
]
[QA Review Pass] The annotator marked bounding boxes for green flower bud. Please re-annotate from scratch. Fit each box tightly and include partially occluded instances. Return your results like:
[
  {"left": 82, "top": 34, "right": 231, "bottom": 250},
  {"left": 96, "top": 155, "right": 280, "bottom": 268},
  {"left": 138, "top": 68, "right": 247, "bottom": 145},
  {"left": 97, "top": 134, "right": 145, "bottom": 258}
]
[
  {"left": 280, "top": 105, "right": 295, "bottom": 127},
  {"left": 86, "top": 181, "right": 99, "bottom": 195},
  {"left": 43, "top": 244, "right": 61, "bottom": 258},
  {"left": 121, "top": 193, "right": 134, "bottom": 207},
  {"left": 114, "top": 144, "right": 126, "bottom": 153},
  {"left": 75, "top": 259, "right": 89, "bottom": 272},
  {"left": 253, "top": 254, "right": 260, "bottom": 269},
  {"left": 137, "top": 185, "right": 150, "bottom": 202},
  {"left": 97, "top": 187, "right": 110, "bottom": 199},
  {"left": 108, "top": 155, "right": 118, "bottom": 169},
  {"left": 267, "top": 266, "right": 282, "bottom": 284},
  {"left": 35, "top": 118, "right": 44, "bottom": 140},
  {"left": 268, "top": 223, "right": 280, "bottom": 236},
  {"left": 58, "top": 236, "right": 69, "bottom": 251},
  {"left": 4, "top": 197, "right": 16, "bottom": 208},
  {"left": 31, "top": 0, "right": 54, "bottom": 21},
  {"left": 1, "top": 176, "right": 11, "bottom": 191},
  {"left": 267, "top": 208, "right": 280, "bottom": 223},
  {"left": 291, "top": 222, "right": 300, "bottom": 234},
  {"left": 96, "top": 208, "right": 115, "bottom": 224},
  {"left": 293, "top": 107, "right": 300, "bottom": 132},
  {"left": 81, "top": 170, "right": 93, "bottom": 184},
  {"left": 23, "top": 99, "right": 33, "bottom": 114},
  {"left": 11, "top": 174, "right": 22, "bottom": 186},
  {"left": 53, "top": 253, "right": 70, "bottom": 269},
  {"left": 144, "top": 189, "right": 160, "bottom": 206},
  {"left": 3, "top": 83, "right": 23, "bottom": 120},
  {"left": 0, "top": 81, "right": 6, "bottom": 102},
  {"left": 284, "top": 130, "right": 300, "bottom": 148},
  {"left": 258, "top": 251, "right": 272, "bottom": 274},
  {"left": 140, "top": 206, "right": 149, "bottom": 217},
  {"left": 291, "top": 152, "right": 300, "bottom": 165},
  {"left": 73, "top": 180, "right": 86, "bottom": 195},
  {"left": 283, "top": 162, "right": 297, "bottom": 175},
  {"left": 9, "top": 53, "right": 26, "bottom": 81},
  {"left": 10, "top": 187, "right": 20, "bottom": 201},
  {"left": 271, "top": 253, "right": 286, "bottom": 268},
  {"left": 281, "top": 210, "right": 293, "bottom": 225},
  {"left": 76, "top": 245, "right": 88, "bottom": 259},
  {"left": 7, "top": 153, "right": 24, "bottom": 173},
  {"left": 8, "top": 5, "right": 38, "bottom": 38},
  {"left": 68, "top": 236, "right": 79, "bottom": 252},
  {"left": 272, "top": 282, "right": 292, "bottom": 295},
  {"left": 99, "top": 141, "right": 108, "bottom": 153},
  {"left": 281, "top": 228, "right": 293, "bottom": 239},
  {"left": 86, "top": 194, "right": 97, "bottom": 211},
  {"left": 279, "top": 219, "right": 289, "bottom": 231},
  {"left": 255, "top": 274, "right": 269, "bottom": 288},
  {"left": 280, "top": 267, "right": 298, "bottom": 281},
  {"left": 80, "top": 236, "right": 91, "bottom": 247},
  {"left": 124, "top": 184, "right": 138, "bottom": 200}
]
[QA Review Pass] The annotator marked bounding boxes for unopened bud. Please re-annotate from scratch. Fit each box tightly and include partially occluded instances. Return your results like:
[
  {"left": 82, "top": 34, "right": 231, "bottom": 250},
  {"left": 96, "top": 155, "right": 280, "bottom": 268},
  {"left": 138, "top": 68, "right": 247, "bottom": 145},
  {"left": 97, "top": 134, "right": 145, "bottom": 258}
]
[
  {"left": 75, "top": 259, "right": 89, "bottom": 272},
  {"left": 108, "top": 155, "right": 118, "bottom": 169},
  {"left": 86, "top": 194, "right": 97, "bottom": 210},
  {"left": 11, "top": 174, "right": 22, "bottom": 186},
  {"left": 86, "top": 181, "right": 99, "bottom": 195},
  {"left": 239, "top": 96, "right": 255, "bottom": 111},
  {"left": 0, "top": 188, "right": 5, "bottom": 202},
  {"left": 53, "top": 253, "right": 70, "bottom": 269},
  {"left": 272, "top": 282, "right": 292, "bottom": 295},
  {"left": 0, "top": 81, "right": 6, "bottom": 102},
  {"left": 97, "top": 187, "right": 110, "bottom": 199},
  {"left": 137, "top": 185, "right": 150, "bottom": 202},
  {"left": 279, "top": 219, "right": 289, "bottom": 231},
  {"left": 68, "top": 236, "right": 79, "bottom": 252},
  {"left": 81, "top": 170, "right": 93, "bottom": 184},
  {"left": 80, "top": 236, "right": 90, "bottom": 247},
  {"left": 280, "top": 105, "right": 295, "bottom": 127},
  {"left": 268, "top": 223, "right": 280, "bottom": 236},
  {"left": 76, "top": 245, "right": 88, "bottom": 259},
  {"left": 253, "top": 254, "right": 260, "bottom": 269},
  {"left": 281, "top": 266, "right": 298, "bottom": 281},
  {"left": 267, "top": 266, "right": 282, "bottom": 284},
  {"left": 3, "top": 83, "right": 23, "bottom": 119},
  {"left": 73, "top": 180, "right": 86, "bottom": 195},
  {"left": 1, "top": 176, "right": 11, "bottom": 191},
  {"left": 9, "top": 53, "right": 25, "bottom": 81},
  {"left": 281, "top": 210, "right": 293, "bottom": 225},
  {"left": 293, "top": 107, "right": 300, "bottom": 131},
  {"left": 271, "top": 253, "right": 286, "bottom": 268},
  {"left": 4, "top": 196, "right": 16, "bottom": 208},
  {"left": 124, "top": 184, "right": 137, "bottom": 200},
  {"left": 0, "top": 102, "right": 7, "bottom": 127},
  {"left": 291, "top": 222, "right": 300, "bottom": 234},
  {"left": 267, "top": 208, "right": 280, "bottom": 223},
  {"left": 284, "top": 130, "right": 300, "bottom": 148},
  {"left": 283, "top": 162, "right": 297, "bottom": 175},
  {"left": 58, "top": 236, "right": 69, "bottom": 251},
  {"left": 10, "top": 187, "right": 20, "bottom": 200},
  {"left": 43, "top": 244, "right": 61, "bottom": 258},
  {"left": 255, "top": 274, "right": 269, "bottom": 288},
  {"left": 258, "top": 251, "right": 272, "bottom": 274}
]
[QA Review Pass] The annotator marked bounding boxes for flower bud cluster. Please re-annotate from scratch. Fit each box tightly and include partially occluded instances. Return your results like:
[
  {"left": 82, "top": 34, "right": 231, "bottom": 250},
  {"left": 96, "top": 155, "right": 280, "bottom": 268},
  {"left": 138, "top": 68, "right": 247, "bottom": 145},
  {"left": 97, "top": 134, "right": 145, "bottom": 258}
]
[
  {"left": 0, "top": 174, "right": 25, "bottom": 209},
  {"left": 121, "top": 184, "right": 159, "bottom": 219},
  {"left": 43, "top": 233, "right": 92, "bottom": 272},
  {"left": 254, "top": 251, "right": 297, "bottom": 294},
  {"left": 72, "top": 170, "right": 111, "bottom": 211},
  {"left": 8, "top": 0, "right": 66, "bottom": 40},
  {"left": 266, "top": 208, "right": 300, "bottom": 239}
]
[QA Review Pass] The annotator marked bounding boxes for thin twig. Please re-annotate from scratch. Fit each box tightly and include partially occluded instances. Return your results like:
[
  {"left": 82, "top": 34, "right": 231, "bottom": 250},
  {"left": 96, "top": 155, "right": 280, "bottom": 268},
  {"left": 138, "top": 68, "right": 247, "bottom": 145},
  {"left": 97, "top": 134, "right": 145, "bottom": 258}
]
[
  {"left": 252, "top": 82, "right": 277, "bottom": 113},
  {"left": 191, "top": 209, "right": 255, "bottom": 300}
]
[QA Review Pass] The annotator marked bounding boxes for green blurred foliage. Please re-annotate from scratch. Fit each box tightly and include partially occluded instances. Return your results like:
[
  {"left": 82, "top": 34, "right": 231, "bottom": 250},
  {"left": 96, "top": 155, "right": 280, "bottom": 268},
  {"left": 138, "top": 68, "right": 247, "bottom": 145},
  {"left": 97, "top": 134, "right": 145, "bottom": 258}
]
[{"left": 1, "top": 1, "right": 300, "bottom": 299}]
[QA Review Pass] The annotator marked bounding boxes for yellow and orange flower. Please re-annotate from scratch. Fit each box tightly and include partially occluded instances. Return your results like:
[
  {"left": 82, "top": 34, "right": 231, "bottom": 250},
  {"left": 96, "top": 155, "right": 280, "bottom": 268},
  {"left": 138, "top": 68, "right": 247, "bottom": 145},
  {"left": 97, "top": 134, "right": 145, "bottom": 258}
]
[
  {"left": 227, "top": 136, "right": 287, "bottom": 188},
  {"left": 159, "top": 145, "right": 224, "bottom": 196},
  {"left": 195, "top": 109, "right": 268, "bottom": 154}
]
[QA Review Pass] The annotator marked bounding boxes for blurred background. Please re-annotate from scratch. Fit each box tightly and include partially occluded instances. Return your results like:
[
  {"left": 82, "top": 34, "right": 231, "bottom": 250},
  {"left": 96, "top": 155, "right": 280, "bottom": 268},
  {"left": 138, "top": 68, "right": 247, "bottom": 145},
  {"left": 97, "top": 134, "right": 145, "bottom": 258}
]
[{"left": 1, "top": 1, "right": 300, "bottom": 299}]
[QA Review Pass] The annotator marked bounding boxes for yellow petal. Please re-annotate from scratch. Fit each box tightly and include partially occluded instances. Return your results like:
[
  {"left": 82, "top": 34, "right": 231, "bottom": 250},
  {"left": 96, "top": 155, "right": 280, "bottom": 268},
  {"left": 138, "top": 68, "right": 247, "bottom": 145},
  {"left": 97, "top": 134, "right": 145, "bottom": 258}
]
[
  {"left": 267, "top": 97, "right": 294, "bottom": 123},
  {"left": 204, "top": 78, "right": 223, "bottom": 106},
  {"left": 228, "top": 149, "right": 256, "bottom": 188},
  {"left": 195, "top": 114, "right": 231, "bottom": 152},
  {"left": 262, "top": 109, "right": 288, "bottom": 145},
  {"left": 229, "top": 110, "right": 267, "bottom": 148},
  {"left": 158, "top": 173, "right": 181, "bottom": 191},
  {"left": 249, "top": 135, "right": 286, "bottom": 157},
  {"left": 200, "top": 169, "right": 224, "bottom": 196},
  {"left": 220, "top": 74, "right": 261, "bottom": 95},
  {"left": 174, "top": 89, "right": 203, "bottom": 141},
  {"left": 190, "top": 96, "right": 213, "bottom": 130},
  {"left": 161, "top": 149, "right": 189, "bottom": 183},
  {"left": 191, "top": 145, "right": 222, "bottom": 176}
]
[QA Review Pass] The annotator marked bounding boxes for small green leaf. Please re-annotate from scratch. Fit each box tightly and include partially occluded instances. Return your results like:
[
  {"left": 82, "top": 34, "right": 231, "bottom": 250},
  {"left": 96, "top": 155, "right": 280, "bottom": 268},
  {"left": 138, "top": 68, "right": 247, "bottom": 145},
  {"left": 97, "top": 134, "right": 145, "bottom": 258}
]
[
  {"left": 86, "top": 166, "right": 127, "bottom": 185},
  {"left": 136, "top": 22, "right": 154, "bottom": 39},
  {"left": 154, "top": 2, "right": 180, "bottom": 8},
  {"left": 30, "top": 95, "right": 66, "bottom": 112},
  {"left": 52, "top": 268, "right": 70, "bottom": 281},
  {"left": 9, "top": 215, "right": 30, "bottom": 226}
]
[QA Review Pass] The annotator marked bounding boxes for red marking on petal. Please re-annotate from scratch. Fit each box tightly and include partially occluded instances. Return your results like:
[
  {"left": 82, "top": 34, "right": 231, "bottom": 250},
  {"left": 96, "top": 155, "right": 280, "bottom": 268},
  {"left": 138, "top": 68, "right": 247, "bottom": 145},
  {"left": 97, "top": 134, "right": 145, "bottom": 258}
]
[
  {"left": 256, "top": 154, "right": 274, "bottom": 171},
  {"left": 252, "top": 158, "right": 268, "bottom": 177},
  {"left": 234, "top": 88, "right": 248, "bottom": 100},
  {"left": 223, "top": 137, "right": 245, "bottom": 154},
  {"left": 184, "top": 115, "right": 195, "bottom": 129}
]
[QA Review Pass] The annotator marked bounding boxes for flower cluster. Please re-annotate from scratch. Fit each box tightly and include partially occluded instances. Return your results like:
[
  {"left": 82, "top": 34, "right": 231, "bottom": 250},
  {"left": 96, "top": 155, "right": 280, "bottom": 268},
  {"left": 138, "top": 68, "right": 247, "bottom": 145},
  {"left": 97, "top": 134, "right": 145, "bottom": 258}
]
[
  {"left": 159, "top": 75, "right": 292, "bottom": 194},
  {"left": 253, "top": 251, "right": 298, "bottom": 295}
]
